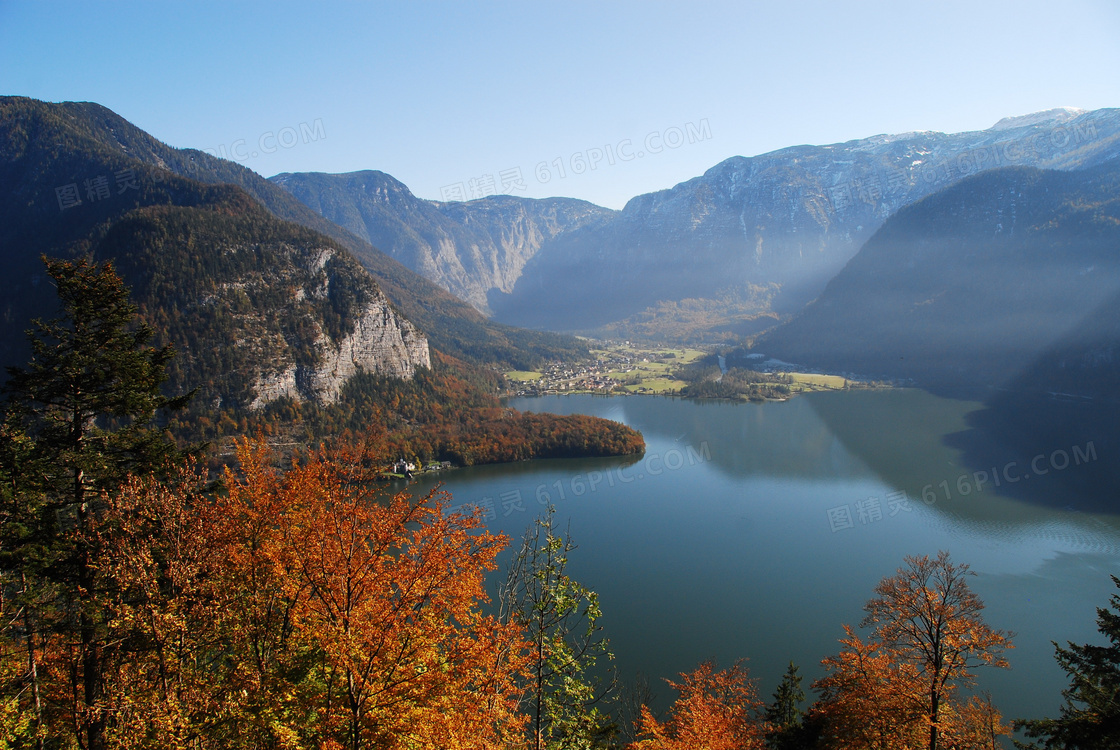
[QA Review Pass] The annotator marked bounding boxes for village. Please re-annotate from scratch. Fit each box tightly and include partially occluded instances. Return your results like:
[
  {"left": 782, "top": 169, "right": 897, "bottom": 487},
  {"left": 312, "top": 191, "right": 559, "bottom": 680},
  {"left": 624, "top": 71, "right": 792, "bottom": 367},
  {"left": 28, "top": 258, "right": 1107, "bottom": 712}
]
[
  {"left": 503, "top": 340, "right": 876, "bottom": 399},
  {"left": 503, "top": 341, "right": 708, "bottom": 396}
]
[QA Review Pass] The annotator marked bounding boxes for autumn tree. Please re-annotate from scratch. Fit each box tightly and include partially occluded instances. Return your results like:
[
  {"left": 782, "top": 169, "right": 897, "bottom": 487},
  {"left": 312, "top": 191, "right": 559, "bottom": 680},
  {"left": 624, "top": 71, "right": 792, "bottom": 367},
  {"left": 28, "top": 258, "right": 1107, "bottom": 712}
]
[
  {"left": 224, "top": 438, "right": 528, "bottom": 750},
  {"left": 860, "top": 551, "right": 1013, "bottom": 750},
  {"left": 52, "top": 436, "right": 533, "bottom": 749},
  {"left": 0, "top": 256, "right": 192, "bottom": 750},
  {"left": 0, "top": 421, "right": 48, "bottom": 749},
  {"left": 85, "top": 461, "right": 240, "bottom": 749},
  {"left": 1015, "top": 575, "right": 1120, "bottom": 749},
  {"left": 204, "top": 438, "right": 317, "bottom": 748},
  {"left": 617, "top": 672, "right": 657, "bottom": 746},
  {"left": 500, "top": 506, "right": 615, "bottom": 749},
  {"left": 631, "top": 660, "right": 768, "bottom": 750},
  {"left": 812, "top": 625, "right": 928, "bottom": 750},
  {"left": 941, "top": 693, "right": 1010, "bottom": 750},
  {"left": 0, "top": 608, "right": 40, "bottom": 748}
]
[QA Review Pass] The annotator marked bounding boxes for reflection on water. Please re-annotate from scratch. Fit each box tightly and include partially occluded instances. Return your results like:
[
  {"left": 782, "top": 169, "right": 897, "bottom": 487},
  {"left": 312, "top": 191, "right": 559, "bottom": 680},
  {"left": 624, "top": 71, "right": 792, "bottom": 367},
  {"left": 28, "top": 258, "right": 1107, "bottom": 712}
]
[
  {"left": 805, "top": 388, "right": 1120, "bottom": 552},
  {"left": 406, "top": 392, "right": 1120, "bottom": 723},
  {"left": 952, "top": 392, "right": 1120, "bottom": 514},
  {"left": 520, "top": 394, "right": 872, "bottom": 480}
]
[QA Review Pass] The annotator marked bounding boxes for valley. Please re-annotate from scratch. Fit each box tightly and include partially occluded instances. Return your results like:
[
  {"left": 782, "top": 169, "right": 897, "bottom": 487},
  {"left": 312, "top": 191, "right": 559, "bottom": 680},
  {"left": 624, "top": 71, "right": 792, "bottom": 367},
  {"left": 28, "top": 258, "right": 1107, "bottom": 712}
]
[{"left": 504, "top": 340, "right": 871, "bottom": 399}]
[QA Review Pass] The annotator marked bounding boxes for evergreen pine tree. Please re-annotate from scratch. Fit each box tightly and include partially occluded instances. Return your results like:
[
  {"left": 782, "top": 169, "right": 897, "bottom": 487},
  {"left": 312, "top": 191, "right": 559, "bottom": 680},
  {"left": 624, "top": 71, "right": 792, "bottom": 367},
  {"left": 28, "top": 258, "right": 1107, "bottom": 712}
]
[
  {"left": 0, "top": 256, "right": 192, "bottom": 750},
  {"left": 765, "top": 661, "right": 808, "bottom": 750},
  {"left": 1016, "top": 576, "right": 1120, "bottom": 749}
]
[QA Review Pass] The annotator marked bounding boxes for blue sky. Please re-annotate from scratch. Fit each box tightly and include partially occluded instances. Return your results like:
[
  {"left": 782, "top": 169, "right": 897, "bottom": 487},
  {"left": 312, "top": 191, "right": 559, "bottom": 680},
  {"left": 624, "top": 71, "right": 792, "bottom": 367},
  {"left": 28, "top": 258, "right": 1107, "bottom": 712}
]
[{"left": 2, "top": 0, "right": 1118, "bottom": 209}]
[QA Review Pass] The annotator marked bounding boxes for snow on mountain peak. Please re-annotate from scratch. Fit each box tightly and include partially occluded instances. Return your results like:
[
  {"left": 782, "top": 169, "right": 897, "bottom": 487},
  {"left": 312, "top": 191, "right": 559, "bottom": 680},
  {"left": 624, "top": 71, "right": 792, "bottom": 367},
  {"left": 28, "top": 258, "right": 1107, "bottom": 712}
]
[{"left": 989, "top": 107, "right": 1087, "bottom": 131}]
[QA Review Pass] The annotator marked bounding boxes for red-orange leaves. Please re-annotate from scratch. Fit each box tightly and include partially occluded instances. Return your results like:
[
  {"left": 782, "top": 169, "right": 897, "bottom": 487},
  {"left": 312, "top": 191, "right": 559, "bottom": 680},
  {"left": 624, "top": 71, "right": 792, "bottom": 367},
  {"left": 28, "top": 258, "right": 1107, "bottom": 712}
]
[
  {"left": 632, "top": 660, "right": 768, "bottom": 750},
  {"left": 222, "top": 438, "right": 528, "bottom": 750},
  {"left": 812, "top": 626, "right": 927, "bottom": 750},
  {"left": 813, "top": 552, "right": 1013, "bottom": 750}
]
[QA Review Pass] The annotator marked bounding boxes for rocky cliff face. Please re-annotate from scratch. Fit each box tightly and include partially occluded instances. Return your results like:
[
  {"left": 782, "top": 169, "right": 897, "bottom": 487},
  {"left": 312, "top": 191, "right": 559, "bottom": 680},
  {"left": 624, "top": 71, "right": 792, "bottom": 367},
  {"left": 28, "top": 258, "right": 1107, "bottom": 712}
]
[
  {"left": 269, "top": 170, "right": 615, "bottom": 313},
  {"left": 491, "top": 108, "right": 1120, "bottom": 332},
  {"left": 252, "top": 287, "right": 430, "bottom": 408},
  {"left": 434, "top": 194, "right": 614, "bottom": 308},
  {"left": 81, "top": 193, "right": 433, "bottom": 415}
]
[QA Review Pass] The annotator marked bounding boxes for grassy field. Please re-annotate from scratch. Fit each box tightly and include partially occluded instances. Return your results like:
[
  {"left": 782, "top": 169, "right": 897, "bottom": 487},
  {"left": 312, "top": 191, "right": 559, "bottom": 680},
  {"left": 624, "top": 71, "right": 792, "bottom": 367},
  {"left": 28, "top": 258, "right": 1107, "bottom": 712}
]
[
  {"left": 597, "top": 345, "right": 706, "bottom": 394},
  {"left": 621, "top": 376, "right": 686, "bottom": 394},
  {"left": 784, "top": 372, "right": 849, "bottom": 391},
  {"left": 505, "top": 370, "right": 543, "bottom": 382}
]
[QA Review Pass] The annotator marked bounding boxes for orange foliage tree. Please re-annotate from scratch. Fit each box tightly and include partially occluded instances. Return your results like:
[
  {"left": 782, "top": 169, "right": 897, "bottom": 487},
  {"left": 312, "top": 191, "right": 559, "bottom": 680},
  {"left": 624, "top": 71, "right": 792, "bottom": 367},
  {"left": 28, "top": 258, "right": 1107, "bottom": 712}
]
[
  {"left": 631, "top": 660, "right": 768, "bottom": 750},
  {"left": 938, "top": 693, "right": 1010, "bottom": 750},
  {"left": 862, "top": 551, "right": 1012, "bottom": 750},
  {"left": 813, "top": 551, "right": 1013, "bottom": 750},
  {"left": 811, "top": 625, "right": 927, "bottom": 750},
  {"left": 218, "top": 438, "right": 530, "bottom": 750},
  {"left": 10, "top": 436, "right": 531, "bottom": 748},
  {"left": 87, "top": 461, "right": 245, "bottom": 748}
]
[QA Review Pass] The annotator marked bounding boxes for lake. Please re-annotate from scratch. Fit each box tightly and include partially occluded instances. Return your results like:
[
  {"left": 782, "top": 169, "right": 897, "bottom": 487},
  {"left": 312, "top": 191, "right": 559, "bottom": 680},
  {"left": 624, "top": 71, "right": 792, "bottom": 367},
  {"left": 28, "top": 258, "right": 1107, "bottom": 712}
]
[{"left": 408, "top": 389, "right": 1120, "bottom": 724}]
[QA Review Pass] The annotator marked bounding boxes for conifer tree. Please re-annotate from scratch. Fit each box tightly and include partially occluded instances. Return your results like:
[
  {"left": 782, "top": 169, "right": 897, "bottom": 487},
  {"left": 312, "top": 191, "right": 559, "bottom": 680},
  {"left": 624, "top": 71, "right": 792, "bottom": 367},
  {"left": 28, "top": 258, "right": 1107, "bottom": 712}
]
[
  {"left": 0, "top": 256, "right": 191, "bottom": 750},
  {"left": 1016, "top": 575, "right": 1120, "bottom": 749},
  {"left": 765, "top": 661, "right": 807, "bottom": 750}
]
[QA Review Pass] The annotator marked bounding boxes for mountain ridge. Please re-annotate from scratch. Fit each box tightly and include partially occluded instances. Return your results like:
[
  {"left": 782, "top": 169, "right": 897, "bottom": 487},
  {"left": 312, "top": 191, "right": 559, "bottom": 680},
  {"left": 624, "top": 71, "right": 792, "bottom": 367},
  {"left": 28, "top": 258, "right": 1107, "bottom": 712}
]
[
  {"left": 0, "top": 96, "right": 431, "bottom": 411},
  {"left": 258, "top": 106, "right": 1120, "bottom": 341},
  {"left": 270, "top": 169, "right": 614, "bottom": 313},
  {"left": 491, "top": 107, "right": 1120, "bottom": 334},
  {"left": 0, "top": 95, "right": 587, "bottom": 368},
  {"left": 0, "top": 96, "right": 646, "bottom": 464},
  {"left": 755, "top": 157, "right": 1120, "bottom": 391}
]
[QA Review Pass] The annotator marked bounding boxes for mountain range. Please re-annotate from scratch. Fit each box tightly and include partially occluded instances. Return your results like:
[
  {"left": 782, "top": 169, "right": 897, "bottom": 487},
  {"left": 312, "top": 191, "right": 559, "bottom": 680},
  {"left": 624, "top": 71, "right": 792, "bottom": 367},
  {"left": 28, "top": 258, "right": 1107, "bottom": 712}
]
[
  {"left": 0, "top": 96, "right": 585, "bottom": 371},
  {"left": 273, "top": 108, "right": 1120, "bottom": 340},
  {"left": 0, "top": 95, "right": 652, "bottom": 460},
  {"left": 5, "top": 95, "right": 1120, "bottom": 412},
  {"left": 756, "top": 159, "right": 1120, "bottom": 392}
]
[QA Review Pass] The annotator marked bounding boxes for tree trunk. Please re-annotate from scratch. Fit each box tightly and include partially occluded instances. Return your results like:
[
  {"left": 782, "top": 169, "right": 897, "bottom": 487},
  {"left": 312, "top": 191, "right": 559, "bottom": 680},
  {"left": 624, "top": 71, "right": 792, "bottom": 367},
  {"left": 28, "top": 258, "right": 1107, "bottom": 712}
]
[
  {"left": 348, "top": 668, "right": 361, "bottom": 750},
  {"left": 75, "top": 459, "right": 105, "bottom": 750},
  {"left": 79, "top": 547, "right": 105, "bottom": 750},
  {"left": 21, "top": 572, "right": 44, "bottom": 750},
  {"left": 929, "top": 689, "right": 939, "bottom": 750},
  {"left": 534, "top": 632, "right": 544, "bottom": 750}
]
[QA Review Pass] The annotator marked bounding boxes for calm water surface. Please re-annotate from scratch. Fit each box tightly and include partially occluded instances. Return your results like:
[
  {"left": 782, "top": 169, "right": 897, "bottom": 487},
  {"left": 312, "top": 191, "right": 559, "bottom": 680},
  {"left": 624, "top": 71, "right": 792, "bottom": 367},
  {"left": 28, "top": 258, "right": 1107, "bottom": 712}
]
[{"left": 408, "top": 390, "right": 1120, "bottom": 721}]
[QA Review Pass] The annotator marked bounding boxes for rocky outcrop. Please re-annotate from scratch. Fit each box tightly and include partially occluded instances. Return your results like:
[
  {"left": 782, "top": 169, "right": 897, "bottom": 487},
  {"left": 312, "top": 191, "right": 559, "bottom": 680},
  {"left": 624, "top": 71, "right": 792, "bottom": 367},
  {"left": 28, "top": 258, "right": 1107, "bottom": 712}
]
[
  {"left": 251, "top": 281, "right": 430, "bottom": 409},
  {"left": 313, "top": 297, "right": 429, "bottom": 396}
]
